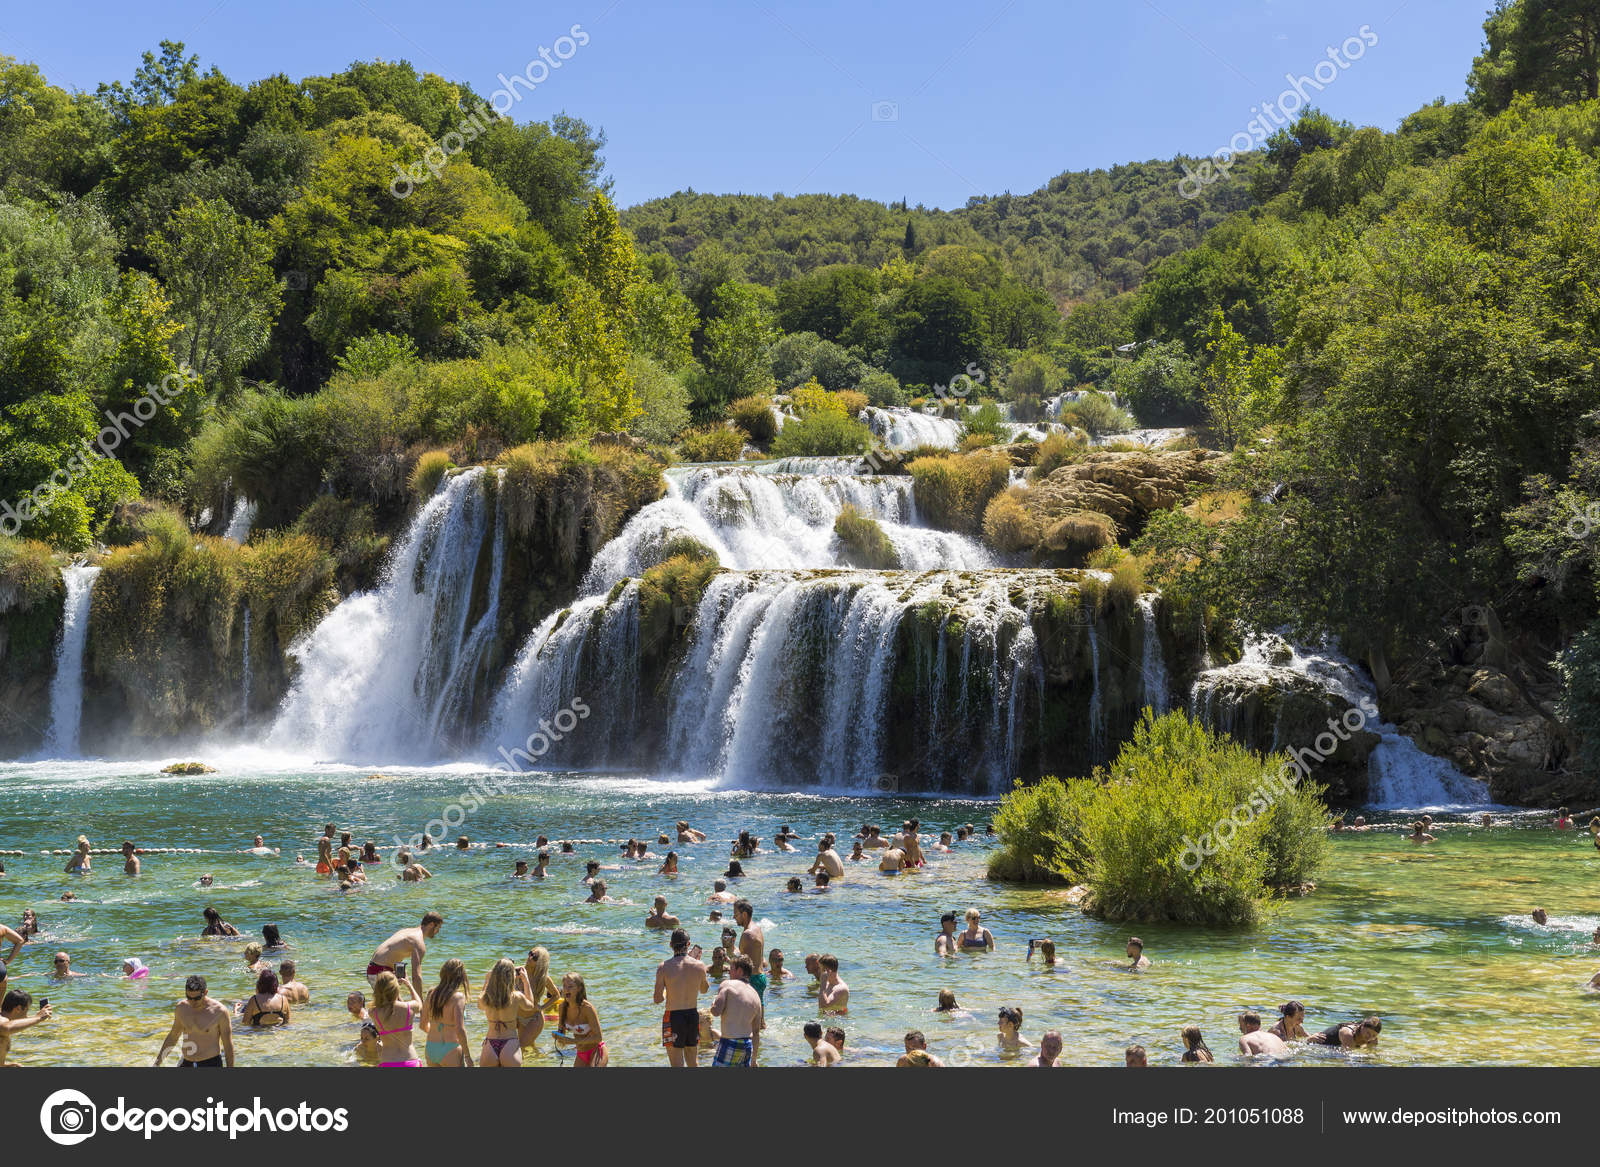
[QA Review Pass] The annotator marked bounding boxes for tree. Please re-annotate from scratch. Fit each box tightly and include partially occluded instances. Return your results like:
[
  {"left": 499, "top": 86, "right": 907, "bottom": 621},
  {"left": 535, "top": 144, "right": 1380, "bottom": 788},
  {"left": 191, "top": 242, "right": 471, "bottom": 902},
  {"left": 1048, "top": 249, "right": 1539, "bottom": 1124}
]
[
  {"left": 696, "top": 281, "right": 775, "bottom": 411},
  {"left": 150, "top": 198, "right": 282, "bottom": 386},
  {"left": 1469, "top": 0, "right": 1600, "bottom": 111}
]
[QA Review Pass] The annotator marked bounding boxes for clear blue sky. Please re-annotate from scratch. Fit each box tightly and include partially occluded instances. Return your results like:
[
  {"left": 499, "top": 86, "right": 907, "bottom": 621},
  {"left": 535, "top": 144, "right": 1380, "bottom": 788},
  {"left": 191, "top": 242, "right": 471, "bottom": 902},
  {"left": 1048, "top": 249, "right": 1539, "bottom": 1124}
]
[{"left": 1, "top": 0, "right": 1488, "bottom": 209}]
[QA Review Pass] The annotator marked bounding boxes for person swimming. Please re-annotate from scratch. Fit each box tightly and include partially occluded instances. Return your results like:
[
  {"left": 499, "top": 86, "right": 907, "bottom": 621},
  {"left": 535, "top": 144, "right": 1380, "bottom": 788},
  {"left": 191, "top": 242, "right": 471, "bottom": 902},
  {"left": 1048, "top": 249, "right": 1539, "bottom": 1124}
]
[
  {"left": 242, "top": 968, "right": 291, "bottom": 1027},
  {"left": 1180, "top": 1025, "right": 1213, "bottom": 1063}
]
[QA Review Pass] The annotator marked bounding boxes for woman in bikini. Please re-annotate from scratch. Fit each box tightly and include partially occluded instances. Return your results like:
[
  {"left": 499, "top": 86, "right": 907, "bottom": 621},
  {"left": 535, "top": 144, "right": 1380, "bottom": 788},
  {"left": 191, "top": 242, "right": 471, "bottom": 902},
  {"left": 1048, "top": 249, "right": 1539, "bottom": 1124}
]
[
  {"left": 519, "top": 947, "right": 560, "bottom": 1047},
  {"left": 1180, "top": 1026, "right": 1214, "bottom": 1063},
  {"left": 958, "top": 908, "right": 994, "bottom": 952},
  {"left": 553, "top": 972, "right": 606, "bottom": 1067},
  {"left": 242, "top": 968, "right": 292, "bottom": 1027},
  {"left": 370, "top": 970, "right": 422, "bottom": 1067},
  {"left": 658, "top": 851, "right": 679, "bottom": 875},
  {"left": 422, "top": 958, "right": 473, "bottom": 1067},
  {"left": 201, "top": 907, "right": 240, "bottom": 937},
  {"left": 478, "top": 958, "right": 538, "bottom": 1068},
  {"left": 1270, "top": 1000, "right": 1308, "bottom": 1042}
]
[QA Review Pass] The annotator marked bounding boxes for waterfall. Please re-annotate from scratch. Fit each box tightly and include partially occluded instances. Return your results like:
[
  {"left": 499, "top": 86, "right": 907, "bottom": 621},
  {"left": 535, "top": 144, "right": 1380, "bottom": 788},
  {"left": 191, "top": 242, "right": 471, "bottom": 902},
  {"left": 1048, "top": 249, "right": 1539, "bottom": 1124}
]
[
  {"left": 1138, "top": 594, "right": 1169, "bottom": 713},
  {"left": 44, "top": 565, "right": 100, "bottom": 757},
  {"left": 860, "top": 406, "right": 964, "bottom": 451},
  {"left": 225, "top": 496, "right": 257, "bottom": 543},
  {"left": 584, "top": 464, "right": 991, "bottom": 592},
  {"left": 266, "top": 469, "right": 500, "bottom": 760},
  {"left": 1190, "top": 635, "right": 1491, "bottom": 809},
  {"left": 241, "top": 608, "right": 252, "bottom": 721}
]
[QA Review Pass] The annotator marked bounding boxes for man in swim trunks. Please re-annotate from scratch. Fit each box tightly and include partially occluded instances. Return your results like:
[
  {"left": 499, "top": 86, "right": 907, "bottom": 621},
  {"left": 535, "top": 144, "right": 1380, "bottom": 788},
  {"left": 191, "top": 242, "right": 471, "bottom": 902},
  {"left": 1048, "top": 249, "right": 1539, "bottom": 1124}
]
[
  {"left": 1127, "top": 937, "right": 1150, "bottom": 969},
  {"left": 733, "top": 900, "right": 767, "bottom": 1000},
  {"left": 768, "top": 948, "right": 794, "bottom": 982},
  {"left": 709, "top": 879, "right": 736, "bottom": 904},
  {"left": 156, "top": 975, "right": 234, "bottom": 1066},
  {"left": 646, "top": 896, "right": 681, "bottom": 930},
  {"left": 368, "top": 911, "right": 441, "bottom": 997},
  {"left": 654, "top": 928, "right": 709, "bottom": 1067},
  {"left": 898, "top": 822, "right": 925, "bottom": 867},
  {"left": 121, "top": 840, "right": 141, "bottom": 874},
  {"left": 1238, "top": 1010, "right": 1290, "bottom": 1057},
  {"left": 878, "top": 845, "right": 907, "bottom": 873},
  {"left": 316, "top": 824, "right": 336, "bottom": 875},
  {"left": 935, "top": 912, "right": 959, "bottom": 956},
  {"left": 710, "top": 954, "right": 763, "bottom": 1066}
]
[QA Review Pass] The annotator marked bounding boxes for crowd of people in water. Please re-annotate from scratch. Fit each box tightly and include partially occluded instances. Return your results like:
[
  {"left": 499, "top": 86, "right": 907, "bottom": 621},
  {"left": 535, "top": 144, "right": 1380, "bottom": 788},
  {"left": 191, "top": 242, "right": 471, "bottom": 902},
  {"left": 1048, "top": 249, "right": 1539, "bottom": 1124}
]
[{"left": 0, "top": 809, "right": 1595, "bottom": 1067}]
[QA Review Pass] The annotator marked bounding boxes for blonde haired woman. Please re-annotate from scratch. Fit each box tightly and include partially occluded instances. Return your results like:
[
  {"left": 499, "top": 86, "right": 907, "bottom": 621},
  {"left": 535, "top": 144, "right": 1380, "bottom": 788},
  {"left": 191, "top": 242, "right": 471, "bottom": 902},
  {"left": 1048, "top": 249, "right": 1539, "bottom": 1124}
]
[
  {"left": 554, "top": 972, "right": 606, "bottom": 1067},
  {"left": 520, "top": 947, "right": 560, "bottom": 1047},
  {"left": 478, "top": 958, "right": 538, "bottom": 1068},
  {"left": 64, "top": 836, "right": 91, "bottom": 874},
  {"left": 370, "top": 970, "right": 422, "bottom": 1067},
  {"left": 958, "top": 908, "right": 994, "bottom": 952},
  {"left": 422, "top": 958, "right": 473, "bottom": 1067}
]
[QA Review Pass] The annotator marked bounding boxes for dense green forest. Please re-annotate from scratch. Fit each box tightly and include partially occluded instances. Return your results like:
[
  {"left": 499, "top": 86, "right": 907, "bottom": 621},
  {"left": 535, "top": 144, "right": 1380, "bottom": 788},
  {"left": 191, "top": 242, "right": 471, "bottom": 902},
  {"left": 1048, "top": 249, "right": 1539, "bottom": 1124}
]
[{"left": 2, "top": 0, "right": 1599, "bottom": 783}]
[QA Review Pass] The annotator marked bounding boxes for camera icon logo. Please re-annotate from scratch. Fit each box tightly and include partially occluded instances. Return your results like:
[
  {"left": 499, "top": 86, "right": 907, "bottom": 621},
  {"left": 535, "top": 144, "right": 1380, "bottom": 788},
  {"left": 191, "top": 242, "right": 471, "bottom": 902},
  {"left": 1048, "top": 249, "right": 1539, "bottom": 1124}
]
[
  {"left": 871, "top": 100, "right": 899, "bottom": 122},
  {"left": 39, "top": 1088, "right": 97, "bottom": 1145}
]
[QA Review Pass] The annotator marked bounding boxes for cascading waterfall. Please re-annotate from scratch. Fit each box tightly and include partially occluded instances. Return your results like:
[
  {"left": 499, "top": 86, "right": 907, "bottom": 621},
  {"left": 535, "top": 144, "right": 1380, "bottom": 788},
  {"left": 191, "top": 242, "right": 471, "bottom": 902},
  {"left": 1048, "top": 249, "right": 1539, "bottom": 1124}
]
[
  {"left": 1138, "top": 594, "right": 1169, "bottom": 713},
  {"left": 241, "top": 608, "right": 252, "bottom": 721},
  {"left": 266, "top": 469, "right": 500, "bottom": 760},
  {"left": 584, "top": 464, "right": 991, "bottom": 591},
  {"left": 860, "top": 406, "right": 964, "bottom": 451},
  {"left": 225, "top": 496, "right": 257, "bottom": 543},
  {"left": 1190, "top": 636, "right": 1491, "bottom": 809},
  {"left": 44, "top": 565, "right": 100, "bottom": 757},
  {"left": 1086, "top": 621, "right": 1104, "bottom": 755}
]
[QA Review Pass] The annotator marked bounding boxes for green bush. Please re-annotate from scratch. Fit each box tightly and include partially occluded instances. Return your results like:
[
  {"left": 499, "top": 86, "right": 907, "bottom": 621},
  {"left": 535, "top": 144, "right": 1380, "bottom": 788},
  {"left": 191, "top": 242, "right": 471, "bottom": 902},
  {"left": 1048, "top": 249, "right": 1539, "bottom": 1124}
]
[
  {"left": 906, "top": 449, "right": 1011, "bottom": 534},
  {"left": 625, "top": 356, "right": 692, "bottom": 446},
  {"left": 291, "top": 496, "right": 390, "bottom": 591},
  {"left": 1058, "top": 392, "right": 1134, "bottom": 437},
  {"left": 987, "top": 777, "right": 1083, "bottom": 883},
  {"left": 963, "top": 401, "right": 1008, "bottom": 440},
  {"left": 769, "top": 411, "right": 874, "bottom": 458},
  {"left": 728, "top": 395, "right": 779, "bottom": 445},
  {"left": 986, "top": 711, "right": 1330, "bottom": 926},
  {"left": 678, "top": 425, "right": 747, "bottom": 463},
  {"left": 859, "top": 370, "right": 905, "bottom": 408},
  {"left": 834, "top": 504, "right": 900, "bottom": 568}
]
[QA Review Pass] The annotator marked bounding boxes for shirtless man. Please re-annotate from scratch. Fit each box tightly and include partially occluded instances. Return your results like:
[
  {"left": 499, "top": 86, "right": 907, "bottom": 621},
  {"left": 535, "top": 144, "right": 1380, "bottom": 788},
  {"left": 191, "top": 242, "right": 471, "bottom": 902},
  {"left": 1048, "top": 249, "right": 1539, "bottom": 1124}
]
[
  {"left": 121, "top": 840, "right": 141, "bottom": 875},
  {"left": 733, "top": 900, "right": 767, "bottom": 1000},
  {"left": 817, "top": 954, "right": 849, "bottom": 1013},
  {"left": 1126, "top": 937, "right": 1151, "bottom": 970},
  {"left": 898, "top": 822, "right": 925, "bottom": 867},
  {"left": 646, "top": 896, "right": 681, "bottom": 930},
  {"left": 156, "top": 975, "right": 234, "bottom": 1067},
  {"left": 878, "top": 845, "right": 907, "bottom": 874},
  {"left": 1408, "top": 821, "right": 1436, "bottom": 844},
  {"left": 50, "top": 952, "right": 86, "bottom": 978},
  {"left": 399, "top": 854, "right": 432, "bottom": 882},
  {"left": 316, "top": 824, "right": 336, "bottom": 875},
  {"left": 1238, "top": 1010, "right": 1290, "bottom": 1057},
  {"left": 0, "top": 990, "right": 50, "bottom": 1065},
  {"left": 935, "top": 912, "right": 959, "bottom": 957},
  {"left": 862, "top": 826, "right": 889, "bottom": 850},
  {"left": 653, "top": 929, "right": 709, "bottom": 1067},
  {"left": 709, "top": 879, "right": 736, "bottom": 904},
  {"left": 677, "top": 821, "right": 707, "bottom": 844},
  {"left": 1031, "top": 1030, "right": 1063, "bottom": 1067},
  {"left": 804, "top": 1020, "right": 841, "bottom": 1066},
  {"left": 279, "top": 960, "right": 310, "bottom": 1004},
  {"left": 899, "top": 1029, "right": 946, "bottom": 1067},
  {"left": 710, "top": 954, "right": 764, "bottom": 1066},
  {"left": 808, "top": 839, "right": 845, "bottom": 880},
  {"left": 368, "top": 911, "right": 441, "bottom": 996}
]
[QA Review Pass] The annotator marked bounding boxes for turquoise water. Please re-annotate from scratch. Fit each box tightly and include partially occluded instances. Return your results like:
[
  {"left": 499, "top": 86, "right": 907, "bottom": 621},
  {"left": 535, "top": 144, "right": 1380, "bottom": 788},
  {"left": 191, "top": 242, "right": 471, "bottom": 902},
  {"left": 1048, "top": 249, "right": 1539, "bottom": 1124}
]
[{"left": 1, "top": 760, "right": 1598, "bottom": 1067}]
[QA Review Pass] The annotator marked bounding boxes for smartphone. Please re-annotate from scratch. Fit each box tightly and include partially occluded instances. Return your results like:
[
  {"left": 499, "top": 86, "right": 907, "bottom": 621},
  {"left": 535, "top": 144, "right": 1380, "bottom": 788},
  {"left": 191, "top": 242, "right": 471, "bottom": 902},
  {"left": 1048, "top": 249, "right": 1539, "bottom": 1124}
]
[
  {"left": 395, "top": 962, "right": 407, "bottom": 978},
  {"left": 38, "top": 998, "right": 48, "bottom": 1008}
]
